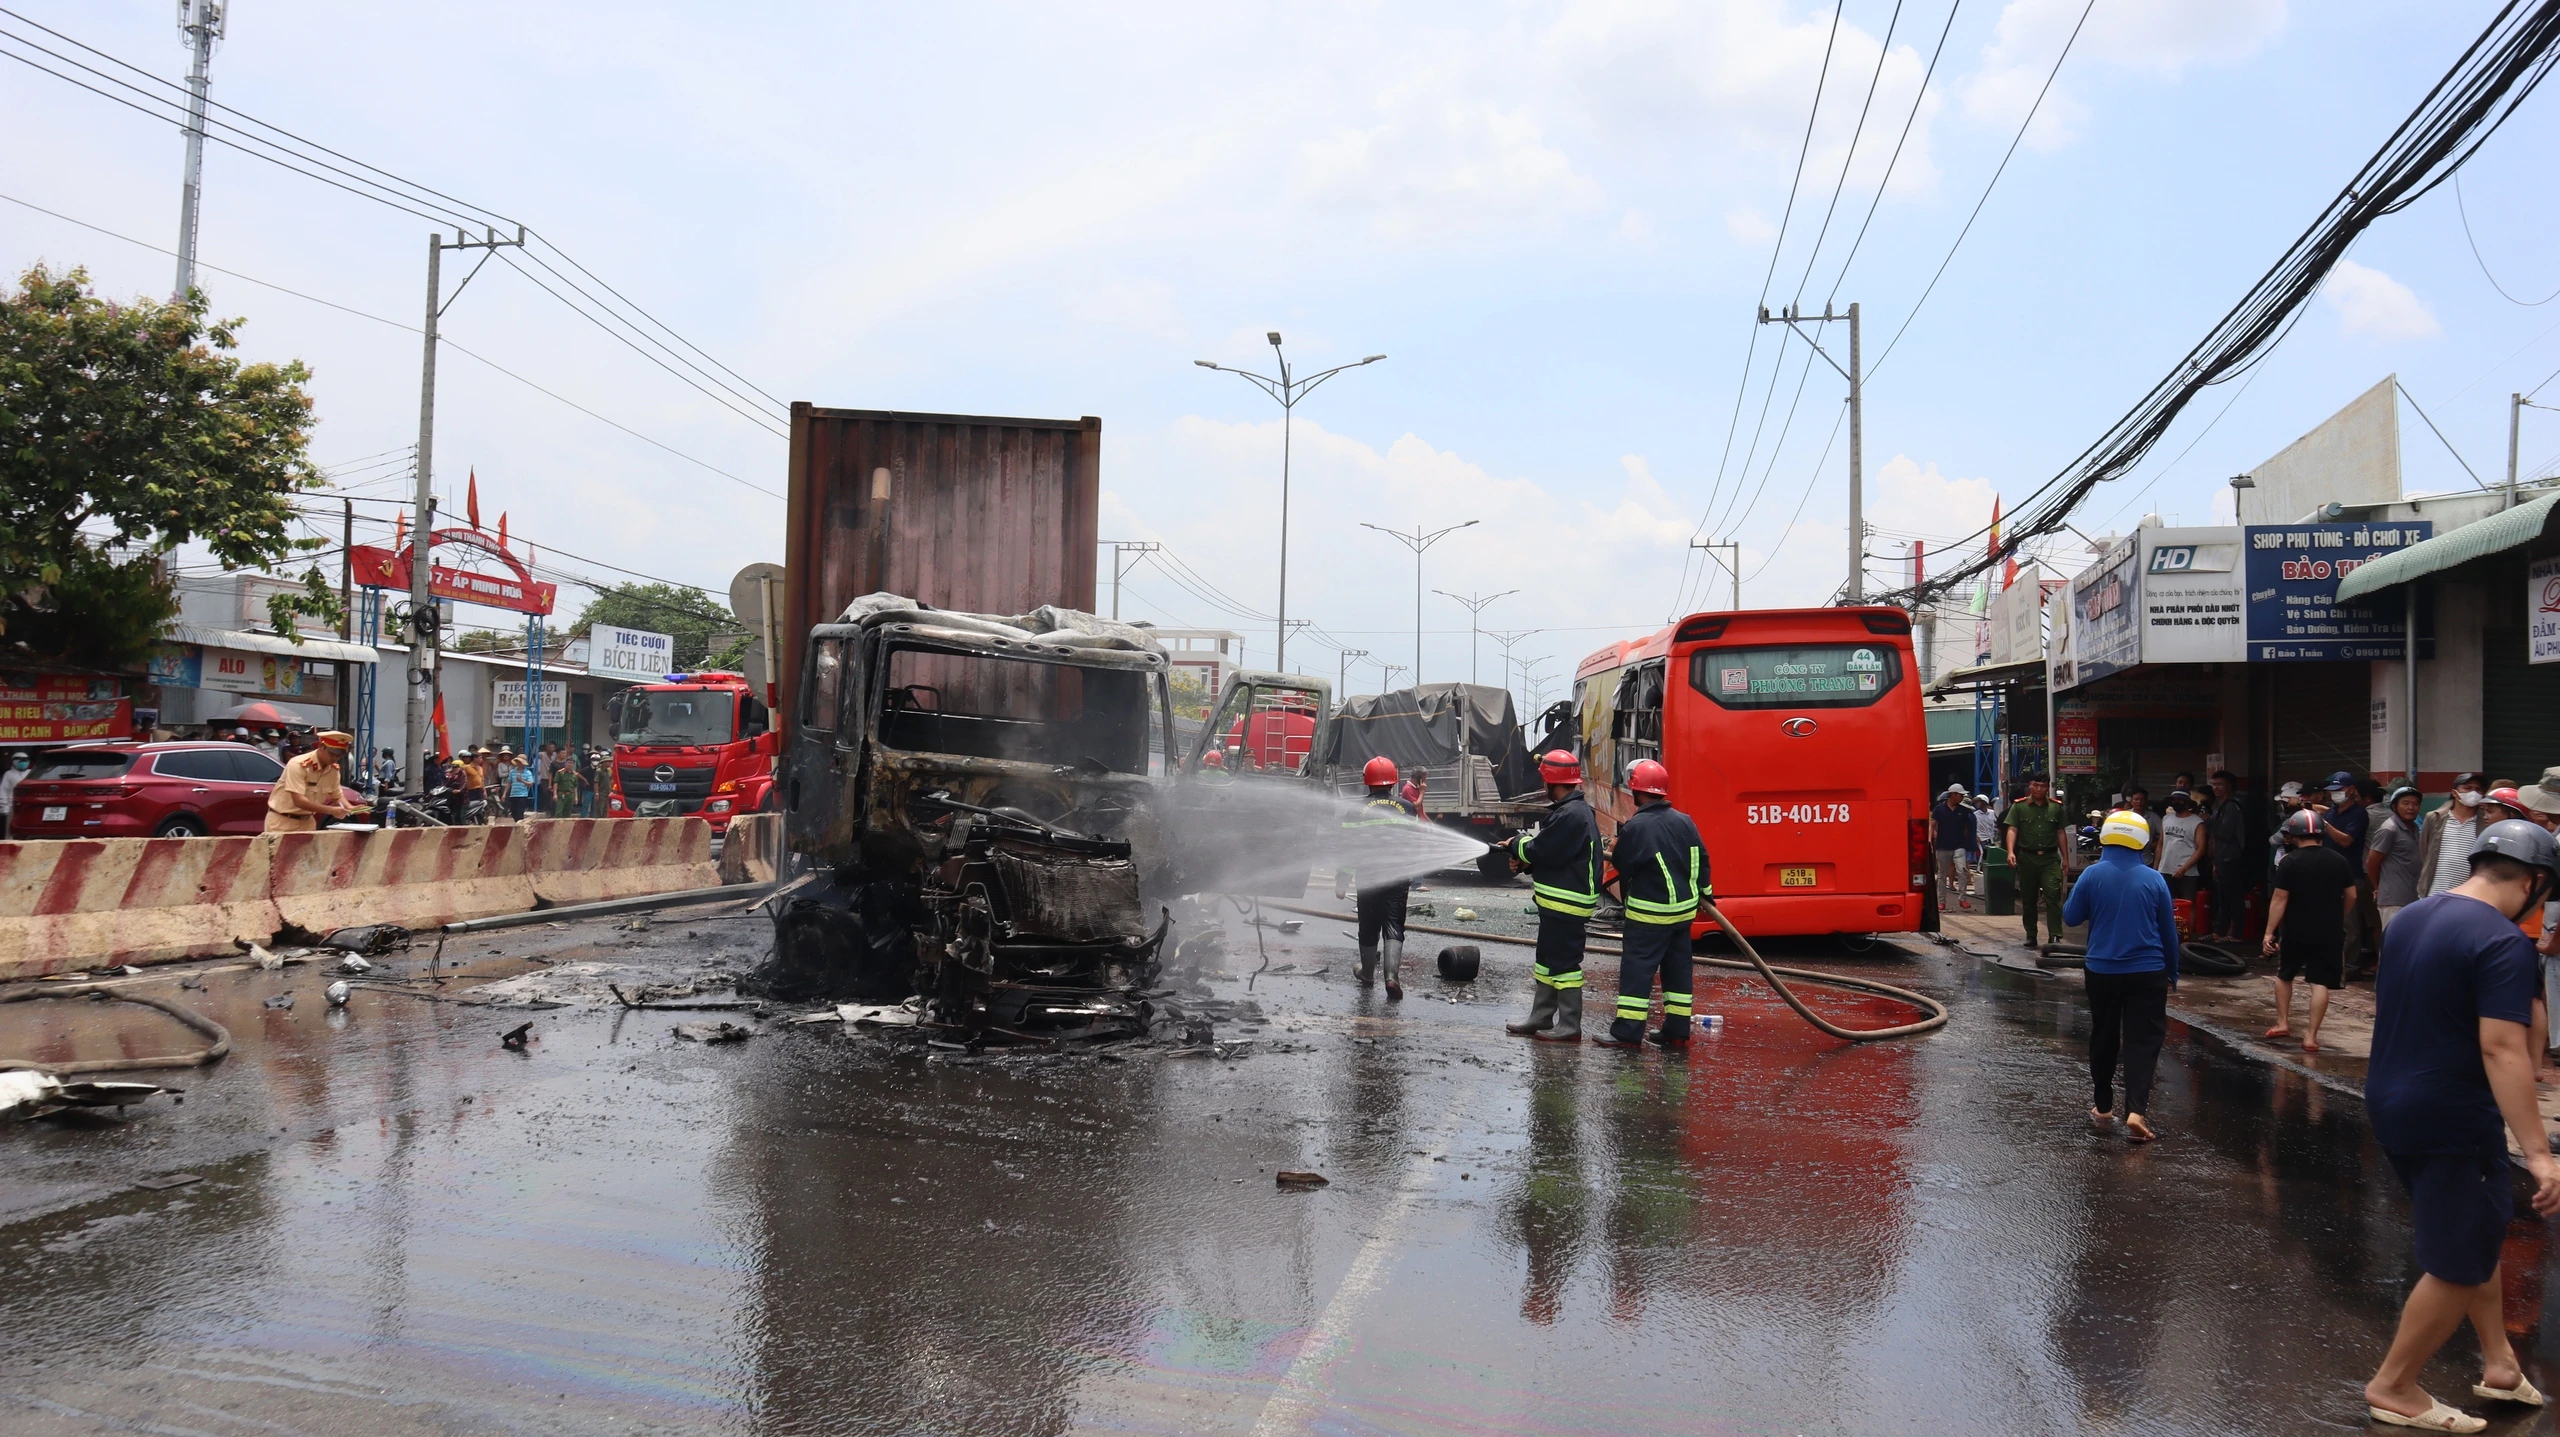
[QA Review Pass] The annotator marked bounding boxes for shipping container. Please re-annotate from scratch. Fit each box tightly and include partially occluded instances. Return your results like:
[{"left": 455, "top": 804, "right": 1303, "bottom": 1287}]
[{"left": 781, "top": 405, "right": 1101, "bottom": 730}]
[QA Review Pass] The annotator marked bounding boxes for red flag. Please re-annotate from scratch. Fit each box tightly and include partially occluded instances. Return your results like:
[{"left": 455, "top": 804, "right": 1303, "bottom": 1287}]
[
  {"left": 466, "top": 470, "right": 482, "bottom": 529},
  {"left": 497, "top": 512, "right": 508, "bottom": 551},
  {"left": 430, "top": 693, "right": 450, "bottom": 761},
  {"left": 1989, "top": 497, "right": 2015, "bottom": 590},
  {"left": 393, "top": 509, "right": 407, "bottom": 550}
]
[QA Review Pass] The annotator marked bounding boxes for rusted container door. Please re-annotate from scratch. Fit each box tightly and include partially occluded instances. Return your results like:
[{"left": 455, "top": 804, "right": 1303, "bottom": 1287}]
[{"left": 782, "top": 406, "right": 1102, "bottom": 732}]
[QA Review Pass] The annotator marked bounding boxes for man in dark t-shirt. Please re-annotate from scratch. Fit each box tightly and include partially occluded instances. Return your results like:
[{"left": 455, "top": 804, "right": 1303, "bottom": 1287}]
[
  {"left": 2362, "top": 821, "right": 2560, "bottom": 1429},
  {"left": 2264, "top": 810, "right": 2356, "bottom": 1053},
  {"left": 2323, "top": 771, "right": 2374, "bottom": 974}
]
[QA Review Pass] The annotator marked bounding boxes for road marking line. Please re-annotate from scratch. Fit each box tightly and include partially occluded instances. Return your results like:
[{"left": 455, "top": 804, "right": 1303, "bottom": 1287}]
[{"left": 1249, "top": 1135, "right": 1448, "bottom": 1435}]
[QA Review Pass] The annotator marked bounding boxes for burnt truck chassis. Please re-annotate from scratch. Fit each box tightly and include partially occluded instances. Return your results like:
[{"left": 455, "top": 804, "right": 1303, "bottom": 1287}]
[{"left": 768, "top": 611, "right": 1175, "bottom": 1041}]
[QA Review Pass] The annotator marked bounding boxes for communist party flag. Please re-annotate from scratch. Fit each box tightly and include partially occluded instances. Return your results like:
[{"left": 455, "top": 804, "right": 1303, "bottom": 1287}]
[
  {"left": 431, "top": 693, "right": 451, "bottom": 761},
  {"left": 466, "top": 470, "right": 482, "bottom": 529}
]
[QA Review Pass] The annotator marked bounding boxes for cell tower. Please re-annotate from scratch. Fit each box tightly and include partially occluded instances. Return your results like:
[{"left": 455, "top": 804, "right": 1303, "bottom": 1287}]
[{"left": 173, "top": 0, "right": 226, "bottom": 300}]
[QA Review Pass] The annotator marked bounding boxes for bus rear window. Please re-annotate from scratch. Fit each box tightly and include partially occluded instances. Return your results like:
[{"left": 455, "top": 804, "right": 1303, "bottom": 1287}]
[{"left": 1688, "top": 644, "right": 1902, "bottom": 709}]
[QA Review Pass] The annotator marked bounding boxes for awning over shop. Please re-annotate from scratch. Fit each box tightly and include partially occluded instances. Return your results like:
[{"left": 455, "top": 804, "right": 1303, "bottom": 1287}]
[
  {"left": 165, "top": 623, "right": 379, "bottom": 665},
  {"left": 2335, "top": 489, "right": 2560, "bottom": 602},
  {"left": 1925, "top": 657, "right": 2044, "bottom": 698}
]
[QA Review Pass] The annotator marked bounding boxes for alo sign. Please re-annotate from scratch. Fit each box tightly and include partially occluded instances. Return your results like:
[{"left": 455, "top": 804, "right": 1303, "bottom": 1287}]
[{"left": 590, "top": 626, "right": 675, "bottom": 682}]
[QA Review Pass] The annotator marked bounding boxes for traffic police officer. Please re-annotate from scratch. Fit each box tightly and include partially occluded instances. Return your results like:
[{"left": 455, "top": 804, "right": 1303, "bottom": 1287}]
[
  {"left": 264, "top": 730, "right": 358, "bottom": 833},
  {"left": 1341, "top": 756, "right": 1417, "bottom": 999},
  {"left": 1597, "top": 758, "right": 1706, "bottom": 1048},
  {"left": 1505, "top": 750, "right": 1602, "bottom": 1042}
]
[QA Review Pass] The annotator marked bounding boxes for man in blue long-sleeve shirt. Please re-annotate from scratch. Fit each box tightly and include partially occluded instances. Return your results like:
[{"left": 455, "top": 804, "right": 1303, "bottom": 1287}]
[{"left": 2065, "top": 808, "right": 2183, "bottom": 1142}]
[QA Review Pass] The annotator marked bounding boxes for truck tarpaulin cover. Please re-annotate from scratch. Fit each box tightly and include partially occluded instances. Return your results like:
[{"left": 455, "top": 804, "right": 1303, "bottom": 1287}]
[{"left": 1319, "top": 684, "right": 1540, "bottom": 798}]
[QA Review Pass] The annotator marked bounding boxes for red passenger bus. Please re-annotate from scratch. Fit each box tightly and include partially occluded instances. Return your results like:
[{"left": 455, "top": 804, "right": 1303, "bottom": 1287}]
[{"left": 1573, "top": 607, "right": 1933, "bottom": 938}]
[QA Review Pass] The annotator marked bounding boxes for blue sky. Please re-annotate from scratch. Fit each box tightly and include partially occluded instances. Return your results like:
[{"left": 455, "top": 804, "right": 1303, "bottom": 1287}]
[{"left": 6, "top": 1, "right": 2556, "bottom": 705}]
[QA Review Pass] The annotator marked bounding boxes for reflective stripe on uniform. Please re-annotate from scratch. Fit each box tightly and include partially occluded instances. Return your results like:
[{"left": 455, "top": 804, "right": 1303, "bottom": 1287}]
[
  {"left": 1531, "top": 882, "right": 1598, "bottom": 918},
  {"left": 1614, "top": 994, "right": 1652, "bottom": 1020},
  {"left": 1533, "top": 966, "right": 1585, "bottom": 989},
  {"left": 1624, "top": 848, "right": 1702, "bottom": 925},
  {"left": 1663, "top": 991, "right": 1693, "bottom": 1017}
]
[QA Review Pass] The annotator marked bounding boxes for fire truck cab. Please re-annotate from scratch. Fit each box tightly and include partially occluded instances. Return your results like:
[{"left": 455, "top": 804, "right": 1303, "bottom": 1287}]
[{"left": 604, "top": 671, "right": 778, "bottom": 832}]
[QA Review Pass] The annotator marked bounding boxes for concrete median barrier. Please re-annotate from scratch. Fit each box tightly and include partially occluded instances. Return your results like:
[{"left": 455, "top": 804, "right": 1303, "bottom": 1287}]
[
  {"left": 718, "top": 814, "right": 780, "bottom": 886},
  {"left": 524, "top": 817, "right": 718, "bottom": 907},
  {"left": 0, "top": 836, "right": 279, "bottom": 980},
  {"left": 1, "top": 815, "right": 720, "bottom": 976}
]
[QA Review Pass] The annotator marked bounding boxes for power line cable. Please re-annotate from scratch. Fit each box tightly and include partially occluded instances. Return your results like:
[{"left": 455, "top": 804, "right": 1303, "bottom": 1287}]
[
  {"left": 494, "top": 253, "right": 787, "bottom": 438},
  {"left": 1788, "top": 0, "right": 1907, "bottom": 307},
  {"left": 2454, "top": 168, "right": 2560, "bottom": 304},
  {"left": 1821, "top": 0, "right": 1963, "bottom": 302},
  {"left": 1867, "top": 0, "right": 2094, "bottom": 379},
  {"left": 1874, "top": 0, "right": 2560, "bottom": 607}
]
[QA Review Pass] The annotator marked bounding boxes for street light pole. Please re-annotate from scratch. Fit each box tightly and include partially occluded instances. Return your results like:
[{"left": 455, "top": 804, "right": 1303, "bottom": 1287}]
[
  {"left": 1433, "top": 588, "right": 1517, "bottom": 685},
  {"left": 1195, "top": 336, "right": 1387, "bottom": 672},
  {"left": 1361, "top": 519, "right": 1477, "bottom": 683},
  {"left": 1486, "top": 628, "right": 1536, "bottom": 711}
]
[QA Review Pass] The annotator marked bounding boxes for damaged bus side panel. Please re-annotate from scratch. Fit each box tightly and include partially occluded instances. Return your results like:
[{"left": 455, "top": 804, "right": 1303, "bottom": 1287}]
[{"left": 768, "top": 595, "right": 1177, "bottom": 1037}]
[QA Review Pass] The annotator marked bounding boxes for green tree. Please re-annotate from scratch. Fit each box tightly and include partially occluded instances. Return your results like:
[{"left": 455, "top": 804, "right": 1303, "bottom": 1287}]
[
  {"left": 571, "top": 582, "right": 732, "bottom": 668},
  {"left": 0, "top": 266, "right": 339, "bottom": 668}
]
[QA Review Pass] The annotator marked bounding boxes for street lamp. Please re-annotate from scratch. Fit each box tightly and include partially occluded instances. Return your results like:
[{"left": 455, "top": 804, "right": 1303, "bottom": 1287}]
[
  {"left": 1195, "top": 334, "right": 1387, "bottom": 672},
  {"left": 2228, "top": 472, "right": 2255, "bottom": 524},
  {"left": 1434, "top": 588, "right": 1517, "bottom": 686},
  {"left": 1361, "top": 519, "right": 1477, "bottom": 684},
  {"left": 1486, "top": 628, "right": 1538, "bottom": 711}
]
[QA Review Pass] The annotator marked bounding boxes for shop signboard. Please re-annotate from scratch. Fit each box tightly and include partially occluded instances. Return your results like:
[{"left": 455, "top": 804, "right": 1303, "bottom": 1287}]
[
  {"left": 590, "top": 626, "right": 675, "bottom": 683},
  {"left": 0, "top": 674, "right": 132, "bottom": 743},
  {"left": 202, "top": 649, "right": 307, "bottom": 695},
  {"left": 2243, "top": 521, "right": 2432, "bottom": 660},
  {"left": 1989, "top": 565, "right": 2044, "bottom": 665},
  {"left": 2531, "top": 556, "right": 2560, "bottom": 665},
  {"left": 2138, "top": 527, "right": 2245, "bottom": 663},
  {"left": 2061, "top": 537, "right": 2140, "bottom": 690},
  {"left": 2055, "top": 702, "right": 2098, "bottom": 774},
  {"left": 493, "top": 680, "right": 568, "bottom": 727}
]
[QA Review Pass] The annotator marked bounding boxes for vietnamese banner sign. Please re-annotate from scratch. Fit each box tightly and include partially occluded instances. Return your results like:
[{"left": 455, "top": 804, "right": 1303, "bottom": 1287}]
[
  {"left": 2055, "top": 703, "right": 2099, "bottom": 774},
  {"left": 2139, "top": 528, "right": 2246, "bottom": 664},
  {"left": 2061, "top": 537, "right": 2141, "bottom": 690},
  {"left": 590, "top": 626, "right": 675, "bottom": 683},
  {"left": 2531, "top": 556, "right": 2560, "bottom": 665},
  {"left": 2243, "top": 521, "right": 2432, "bottom": 661},
  {"left": 202, "top": 649, "right": 306, "bottom": 695},
  {"left": 493, "top": 680, "right": 568, "bottom": 727},
  {"left": 0, "top": 675, "right": 132, "bottom": 743}
]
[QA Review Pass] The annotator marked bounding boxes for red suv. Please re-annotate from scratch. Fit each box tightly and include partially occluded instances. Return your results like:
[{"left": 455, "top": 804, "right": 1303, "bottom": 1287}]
[{"left": 9, "top": 742, "right": 289, "bottom": 838}]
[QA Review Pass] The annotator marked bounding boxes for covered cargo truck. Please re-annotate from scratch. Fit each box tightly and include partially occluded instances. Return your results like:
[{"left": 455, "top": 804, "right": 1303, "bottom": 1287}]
[{"left": 1312, "top": 683, "right": 1545, "bottom": 879}]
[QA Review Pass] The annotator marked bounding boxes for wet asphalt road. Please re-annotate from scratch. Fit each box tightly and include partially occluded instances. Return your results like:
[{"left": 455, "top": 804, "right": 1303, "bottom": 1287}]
[{"left": 5, "top": 877, "right": 2559, "bottom": 1434}]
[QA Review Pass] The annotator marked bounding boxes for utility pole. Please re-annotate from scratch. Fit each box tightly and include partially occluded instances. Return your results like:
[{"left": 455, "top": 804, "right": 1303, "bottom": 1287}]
[
  {"left": 1377, "top": 661, "right": 1407, "bottom": 692},
  {"left": 1760, "top": 301, "right": 1862, "bottom": 600},
  {"left": 336, "top": 498, "right": 353, "bottom": 732},
  {"left": 1433, "top": 588, "right": 1516, "bottom": 685},
  {"left": 1337, "top": 648, "right": 1368, "bottom": 696},
  {"left": 2510, "top": 392, "right": 2524, "bottom": 510},
  {"left": 407, "top": 226, "right": 525, "bottom": 787},
  {"left": 1101, "top": 541, "right": 1161, "bottom": 620},
  {"left": 1689, "top": 539, "right": 1741, "bottom": 612},
  {"left": 1361, "top": 519, "right": 1477, "bottom": 684},
  {"left": 171, "top": 0, "right": 225, "bottom": 299},
  {"left": 1192, "top": 335, "right": 1382, "bottom": 671}
]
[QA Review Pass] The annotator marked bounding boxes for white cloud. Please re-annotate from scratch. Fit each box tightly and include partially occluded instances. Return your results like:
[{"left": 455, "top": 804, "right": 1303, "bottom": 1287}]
[
  {"left": 1292, "top": 74, "right": 1601, "bottom": 241},
  {"left": 1613, "top": 207, "right": 1658, "bottom": 246},
  {"left": 2323, "top": 258, "right": 2440, "bottom": 342},
  {"left": 1725, "top": 203, "right": 1778, "bottom": 245},
  {"left": 1963, "top": 0, "right": 2286, "bottom": 150}
]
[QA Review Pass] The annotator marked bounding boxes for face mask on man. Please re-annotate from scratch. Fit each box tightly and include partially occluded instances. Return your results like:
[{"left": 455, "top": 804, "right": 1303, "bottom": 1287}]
[
  {"left": 10, "top": 758, "right": 25, "bottom": 770},
  {"left": 2456, "top": 788, "right": 2482, "bottom": 806}
]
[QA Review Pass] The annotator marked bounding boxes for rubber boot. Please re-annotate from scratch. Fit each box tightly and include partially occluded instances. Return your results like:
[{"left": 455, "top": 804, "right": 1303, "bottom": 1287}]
[
  {"left": 1381, "top": 938, "right": 1404, "bottom": 1001},
  {"left": 1648, "top": 1015, "right": 1691, "bottom": 1049},
  {"left": 1356, "top": 945, "right": 1378, "bottom": 989},
  {"left": 1505, "top": 984, "right": 1558, "bottom": 1035},
  {"left": 1593, "top": 1017, "right": 1647, "bottom": 1048},
  {"left": 1533, "top": 987, "right": 1583, "bottom": 1042}
]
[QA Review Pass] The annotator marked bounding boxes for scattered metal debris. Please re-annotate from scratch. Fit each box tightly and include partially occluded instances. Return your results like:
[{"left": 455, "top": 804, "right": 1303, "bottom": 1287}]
[
  {"left": 262, "top": 993, "right": 295, "bottom": 1010},
  {"left": 326, "top": 981, "right": 351, "bottom": 1007},
  {"left": 2, "top": 1072, "right": 170, "bottom": 1120},
  {"left": 251, "top": 943, "right": 283, "bottom": 972},
  {"left": 320, "top": 924, "right": 410, "bottom": 956},
  {"left": 500, "top": 1022, "right": 533, "bottom": 1050},
  {"left": 135, "top": 1172, "right": 203, "bottom": 1190},
  {"left": 673, "top": 1021, "right": 754, "bottom": 1044},
  {"left": 1275, "top": 1170, "right": 1329, "bottom": 1189}
]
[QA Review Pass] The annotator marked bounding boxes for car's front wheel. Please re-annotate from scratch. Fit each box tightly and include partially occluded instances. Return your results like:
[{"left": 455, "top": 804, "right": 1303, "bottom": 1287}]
[{"left": 153, "top": 814, "right": 209, "bottom": 838}]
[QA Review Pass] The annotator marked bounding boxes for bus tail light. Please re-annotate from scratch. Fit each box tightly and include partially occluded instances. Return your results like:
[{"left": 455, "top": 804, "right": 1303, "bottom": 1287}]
[{"left": 1907, "top": 818, "right": 1930, "bottom": 890}]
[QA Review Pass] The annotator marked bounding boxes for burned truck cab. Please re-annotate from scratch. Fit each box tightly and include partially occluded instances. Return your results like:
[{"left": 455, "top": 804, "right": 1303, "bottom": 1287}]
[{"left": 771, "top": 599, "right": 1178, "bottom": 1030}]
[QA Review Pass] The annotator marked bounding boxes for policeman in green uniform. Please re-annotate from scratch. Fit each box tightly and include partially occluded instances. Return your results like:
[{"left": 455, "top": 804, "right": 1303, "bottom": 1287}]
[{"left": 2005, "top": 774, "right": 2072, "bottom": 947}]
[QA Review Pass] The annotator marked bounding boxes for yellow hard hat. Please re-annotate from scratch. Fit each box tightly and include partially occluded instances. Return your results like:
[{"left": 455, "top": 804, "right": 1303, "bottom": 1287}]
[{"left": 2099, "top": 809, "right": 2151, "bottom": 850}]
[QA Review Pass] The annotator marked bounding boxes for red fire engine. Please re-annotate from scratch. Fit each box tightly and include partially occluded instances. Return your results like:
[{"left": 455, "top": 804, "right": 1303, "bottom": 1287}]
[{"left": 604, "top": 671, "right": 777, "bottom": 833}]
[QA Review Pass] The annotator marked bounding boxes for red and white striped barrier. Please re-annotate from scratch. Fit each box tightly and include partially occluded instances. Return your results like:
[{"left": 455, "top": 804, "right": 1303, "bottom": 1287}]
[
  {"left": 522, "top": 818, "right": 718, "bottom": 907},
  {"left": 0, "top": 835, "right": 280, "bottom": 978}
]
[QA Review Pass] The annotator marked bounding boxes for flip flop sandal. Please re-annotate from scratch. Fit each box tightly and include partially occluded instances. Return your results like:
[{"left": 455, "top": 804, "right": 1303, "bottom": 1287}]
[
  {"left": 2302, "top": 1038, "right": 2323, "bottom": 1053},
  {"left": 2369, "top": 1399, "right": 2486, "bottom": 1432},
  {"left": 2473, "top": 1375, "right": 2546, "bottom": 1406},
  {"left": 2263, "top": 1025, "right": 2292, "bottom": 1040}
]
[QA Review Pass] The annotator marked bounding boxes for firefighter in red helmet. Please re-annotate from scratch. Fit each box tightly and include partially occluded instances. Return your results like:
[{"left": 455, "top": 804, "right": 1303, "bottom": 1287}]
[
  {"left": 1597, "top": 758, "right": 1707, "bottom": 1048},
  {"left": 1341, "top": 755, "right": 1420, "bottom": 998},
  {"left": 1504, "top": 749, "right": 1602, "bottom": 1041}
]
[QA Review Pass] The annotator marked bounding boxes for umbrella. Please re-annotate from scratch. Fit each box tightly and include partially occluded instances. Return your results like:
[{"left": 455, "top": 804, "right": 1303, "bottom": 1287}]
[{"left": 206, "top": 700, "right": 304, "bottom": 728}]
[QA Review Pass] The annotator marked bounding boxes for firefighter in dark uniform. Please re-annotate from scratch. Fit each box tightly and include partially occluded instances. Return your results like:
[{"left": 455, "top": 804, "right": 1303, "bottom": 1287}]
[
  {"left": 1505, "top": 750, "right": 1603, "bottom": 1042},
  {"left": 1341, "top": 756, "right": 1417, "bottom": 999},
  {"left": 1596, "top": 758, "right": 1706, "bottom": 1048}
]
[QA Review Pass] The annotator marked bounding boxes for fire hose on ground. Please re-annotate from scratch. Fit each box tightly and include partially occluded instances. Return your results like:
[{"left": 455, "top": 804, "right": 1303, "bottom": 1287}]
[
  {"left": 0, "top": 984, "right": 234, "bottom": 1075},
  {"left": 1259, "top": 898, "right": 1948, "bottom": 1042}
]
